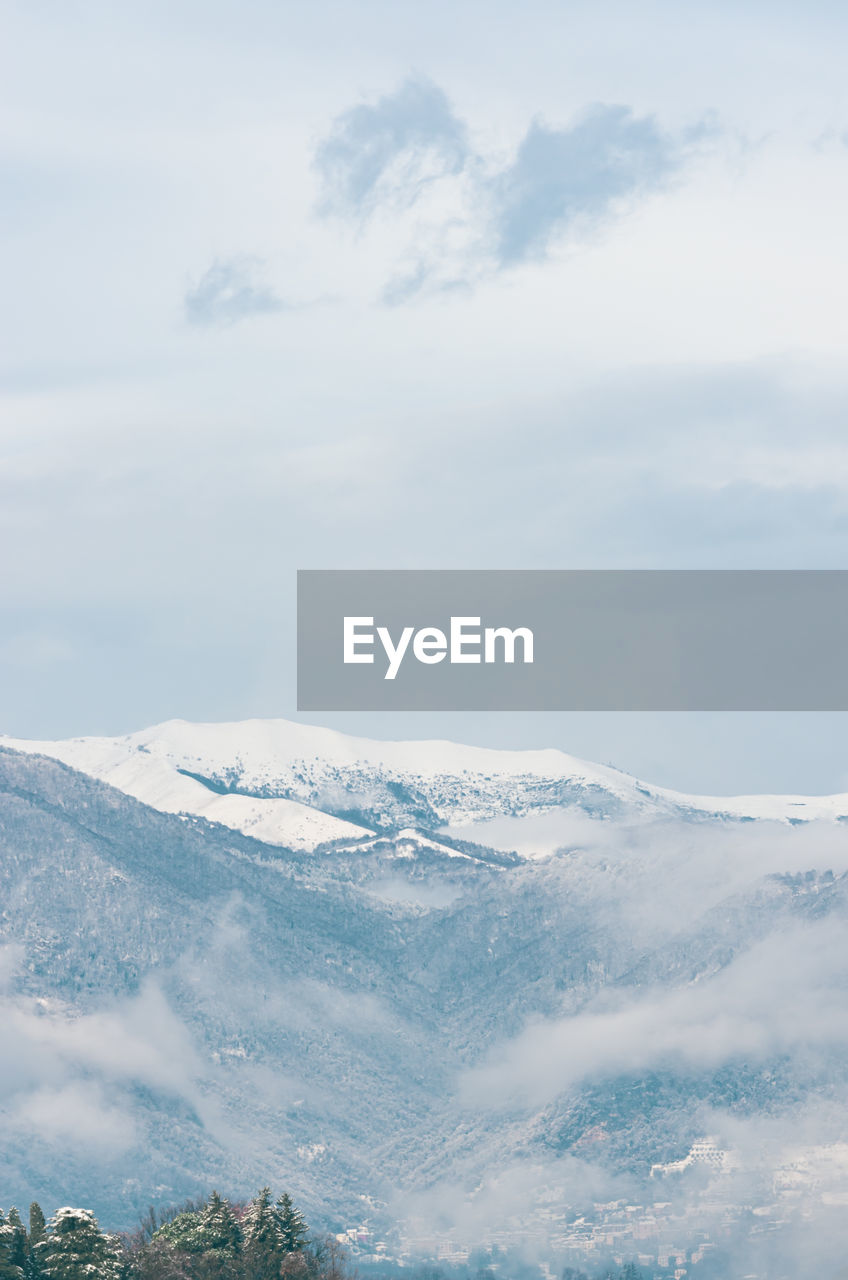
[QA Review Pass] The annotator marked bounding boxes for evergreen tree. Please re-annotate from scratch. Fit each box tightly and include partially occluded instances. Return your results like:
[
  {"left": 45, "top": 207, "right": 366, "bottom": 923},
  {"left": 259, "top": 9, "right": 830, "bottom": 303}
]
[
  {"left": 0, "top": 1208, "right": 27, "bottom": 1280},
  {"left": 242, "top": 1189, "right": 283, "bottom": 1280},
  {"left": 243, "top": 1189, "right": 277, "bottom": 1252},
  {"left": 198, "top": 1194, "right": 241, "bottom": 1257},
  {"left": 26, "top": 1205, "right": 46, "bottom": 1280},
  {"left": 152, "top": 1212, "right": 205, "bottom": 1255},
  {"left": 154, "top": 1192, "right": 241, "bottom": 1277},
  {"left": 274, "top": 1194, "right": 308, "bottom": 1253},
  {"left": 6, "top": 1212, "right": 26, "bottom": 1257},
  {"left": 27, "top": 1208, "right": 45, "bottom": 1252},
  {"left": 37, "top": 1208, "right": 121, "bottom": 1280}
]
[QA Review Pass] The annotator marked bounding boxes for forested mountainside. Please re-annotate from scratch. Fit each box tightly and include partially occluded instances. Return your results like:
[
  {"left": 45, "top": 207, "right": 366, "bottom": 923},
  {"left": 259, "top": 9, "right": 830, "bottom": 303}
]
[{"left": 2, "top": 728, "right": 848, "bottom": 1276}]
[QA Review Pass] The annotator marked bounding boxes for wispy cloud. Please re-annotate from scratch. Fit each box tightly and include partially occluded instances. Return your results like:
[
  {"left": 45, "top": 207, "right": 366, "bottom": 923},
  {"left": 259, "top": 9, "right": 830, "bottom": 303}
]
[
  {"left": 488, "top": 105, "right": 702, "bottom": 266},
  {"left": 458, "top": 919, "right": 848, "bottom": 1110},
  {"left": 314, "top": 77, "right": 470, "bottom": 219},
  {"left": 392, "top": 1154, "right": 634, "bottom": 1245},
  {"left": 6, "top": 1082, "right": 138, "bottom": 1155},
  {"left": 314, "top": 82, "right": 713, "bottom": 299},
  {"left": 184, "top": 257, "right": 286, "bottom": 327}
]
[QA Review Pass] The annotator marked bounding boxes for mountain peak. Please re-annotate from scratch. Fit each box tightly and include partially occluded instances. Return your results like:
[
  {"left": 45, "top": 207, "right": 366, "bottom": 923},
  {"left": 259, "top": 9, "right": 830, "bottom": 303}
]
[{"left": 3, "top": 717, "right": 848, "bottom": 854}]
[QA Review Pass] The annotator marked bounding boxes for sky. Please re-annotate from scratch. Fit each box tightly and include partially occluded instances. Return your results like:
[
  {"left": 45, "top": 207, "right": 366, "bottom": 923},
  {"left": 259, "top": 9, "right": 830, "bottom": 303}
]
[{"left": 3, "top": 0, "right": 848, "bottom": 794}]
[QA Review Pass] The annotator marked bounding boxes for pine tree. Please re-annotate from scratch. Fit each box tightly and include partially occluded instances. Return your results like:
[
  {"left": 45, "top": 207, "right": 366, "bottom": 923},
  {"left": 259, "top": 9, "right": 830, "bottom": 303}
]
[
  {"left": 152, "top": 1211, "right": 205, "bottom": 1254},
  {"left": 27, "top": 1208, "right": 45, "bottom": 1252},
  {"left": 243, "top": 1189, "right": 278, "bottom": 1251},
  {"left": 26, "top": 1206, "right": 46, "bottom": 1280},
  {"left": 274, "top": 1194, "right": 308, "bottom": 1253},
  {"left": 198, "top": 1193, "right": 241, "bottom": 1257},
  {"left": 37, "top": 1208, "right": 121, "bottom": 1280},
  {"left": 153, "top": 1196, "right": 238, "bottom": 1262},
  {"left": 242, "top": 1189, "right": 283, "bottom": 1280},
  {"left": 0, "top": 1208, "right": 27, "bottom": 1280}
]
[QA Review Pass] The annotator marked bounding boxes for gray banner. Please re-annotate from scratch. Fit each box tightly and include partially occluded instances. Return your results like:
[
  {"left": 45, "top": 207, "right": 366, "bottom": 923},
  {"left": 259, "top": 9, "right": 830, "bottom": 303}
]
[{"left": 297, "top": 570, "right": 848, "bottom": 711}]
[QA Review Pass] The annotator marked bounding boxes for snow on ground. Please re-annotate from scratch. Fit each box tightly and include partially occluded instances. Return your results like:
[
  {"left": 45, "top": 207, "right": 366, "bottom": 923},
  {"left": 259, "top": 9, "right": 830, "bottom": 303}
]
[
  {"left": 3, "top": 716, "right": 848, "bottom": 853},
  {"left": 0, "top": 730, "right": 372, "bottom": 851}
]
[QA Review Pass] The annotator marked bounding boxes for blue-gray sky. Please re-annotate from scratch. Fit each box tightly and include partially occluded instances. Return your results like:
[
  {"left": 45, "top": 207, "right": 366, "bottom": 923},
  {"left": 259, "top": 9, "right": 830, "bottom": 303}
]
[{"left": 3, "top": 0, "right": 848, "bottom": 793}]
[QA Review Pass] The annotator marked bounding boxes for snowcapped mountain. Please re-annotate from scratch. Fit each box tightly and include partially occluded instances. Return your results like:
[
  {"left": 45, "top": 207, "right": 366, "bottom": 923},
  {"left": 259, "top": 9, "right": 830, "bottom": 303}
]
[
  {"left": 2, "top": 720, "right": 848, "bottom": 1261},
  {"left": 4, "top": 717, "right": 848, "bottom": 854}
]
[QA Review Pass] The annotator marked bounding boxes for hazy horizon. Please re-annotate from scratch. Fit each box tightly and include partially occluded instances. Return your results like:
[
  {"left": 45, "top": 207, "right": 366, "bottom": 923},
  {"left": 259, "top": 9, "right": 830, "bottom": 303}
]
[{"left": 5, "top": 1, "right": 848, "bottom": 792}]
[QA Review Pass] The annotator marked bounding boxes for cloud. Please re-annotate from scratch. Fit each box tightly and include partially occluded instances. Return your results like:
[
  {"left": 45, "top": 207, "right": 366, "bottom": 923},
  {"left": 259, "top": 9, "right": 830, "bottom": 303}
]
[
  {"left": 5, "top": 1082, "right": 138, "bottom": 1155},
  {"left": 0, "top": 979, "right": 205, "bottom": 1102},
  {"left": 488, "top": 106, "right": 703, "bottom": 266},
  {"left": 184, "top": 257, "right": 286, "bottom": 327},
  {"left": 0, "top": 944, "right": 24, "bottom": 992},
  {"left": 440, "top": 809, "right": 631, "bottom": 859},
  {"left": 313, "top": 83, "right": 714, "bottom": 299},
  {"left": 393, "top": 1154, "right": 633, "bottom": 1244},
  {"left": 314, "top": 77, "right": 470, "bottom": 219},
  {"left": 459, "top": 919, "right": 848, "bottom": 1110},
  {"left": 0, "top": 976, "right": 219, "bottom": 1174}
]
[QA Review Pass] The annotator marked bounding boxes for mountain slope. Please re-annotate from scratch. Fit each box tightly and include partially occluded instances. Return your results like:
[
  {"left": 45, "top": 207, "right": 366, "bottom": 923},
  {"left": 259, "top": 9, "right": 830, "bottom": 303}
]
[{"left": 2, "top": 727, "right": 848, "bottom": 1257}]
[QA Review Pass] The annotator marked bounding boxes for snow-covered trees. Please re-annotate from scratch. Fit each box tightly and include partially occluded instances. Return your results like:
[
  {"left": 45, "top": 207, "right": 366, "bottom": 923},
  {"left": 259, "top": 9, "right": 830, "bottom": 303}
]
[
  {"left": 36, "top": 1208, "right": 121, "bottom": 1280},
  {"left": 144, "top": 1188, "right": 315, "bottom": 1279},
  {"left": 199, "top": 1193, "right": 241, "bottom": 1259},
  {"left": 153, "top": 1193, "right": 240, "bottom": 1262},
  {"left": 0, "top": 1208, "right": 27, "bottom": 1280},
  {"left": 239, "top": 1187, "right": 310, "bottom": 1279},
  {"left": 242, "top": 1189, "right": 276, "bottom": 1251},
  {"left": 274, "top": 1195, "right": 308, "bottom": 1255},
  {"left": 0, "top": 1191, "right": 330, "bottom": 1280},
  {"left": 241, "top": 1188, "right": 280, "bottom": 1279}
]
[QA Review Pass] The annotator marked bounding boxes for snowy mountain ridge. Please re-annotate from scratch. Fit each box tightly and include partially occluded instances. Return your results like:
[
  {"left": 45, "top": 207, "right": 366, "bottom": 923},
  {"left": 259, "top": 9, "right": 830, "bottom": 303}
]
[{"left": 3, "top": 717, "right": 848, "bottom": 853}]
